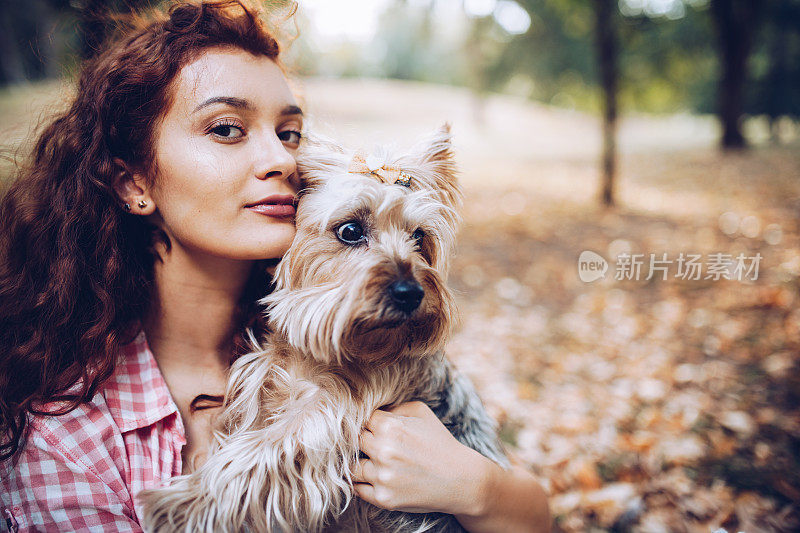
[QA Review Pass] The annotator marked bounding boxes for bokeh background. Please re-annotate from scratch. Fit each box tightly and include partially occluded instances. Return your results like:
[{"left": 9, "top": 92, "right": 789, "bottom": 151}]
[{"left": 2, "top": 1, "right": 799, "bottom": 531}]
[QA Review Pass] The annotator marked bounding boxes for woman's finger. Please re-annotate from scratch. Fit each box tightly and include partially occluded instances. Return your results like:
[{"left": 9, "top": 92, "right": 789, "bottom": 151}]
[
  {"left": 359, "top": 428, "right": 377, "bottom": 456},
  {"left": 364, "top": 408, "right": 394, "bottom": 433},
  {"left": 386, "top": 400, "right": 428, "bottom": 417},
  {"left": 352, "top": 457, "right": 377, "bottom": 484},
  {"left": 353, "top": 482, "right": 378, "bottom": 506}
]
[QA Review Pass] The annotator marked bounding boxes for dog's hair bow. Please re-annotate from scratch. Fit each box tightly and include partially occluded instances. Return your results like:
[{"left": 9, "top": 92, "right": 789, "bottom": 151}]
[{"left": 348, "top": 152, "right": 412, "bottom": 187}]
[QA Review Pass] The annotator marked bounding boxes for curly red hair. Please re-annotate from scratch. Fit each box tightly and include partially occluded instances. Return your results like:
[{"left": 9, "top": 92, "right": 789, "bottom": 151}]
[{"left": 0, "top": 0, "right": 284, "bottom": 461}]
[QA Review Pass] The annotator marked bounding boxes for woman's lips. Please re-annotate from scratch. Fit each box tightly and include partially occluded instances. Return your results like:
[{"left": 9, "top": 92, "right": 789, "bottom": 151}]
[
  {"left": 245, "top": 194, "right": 296, "bottom": 217},
  {"left": 247, "top": 203, "right": 296, "bottom": 217}
]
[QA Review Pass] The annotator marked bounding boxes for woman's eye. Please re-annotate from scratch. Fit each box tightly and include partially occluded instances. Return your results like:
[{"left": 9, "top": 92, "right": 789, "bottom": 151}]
[
  {"left": 336, "top": 221, "right": 366, "bottom": 245},
  {"left": 278, "top": 130, "right": 302, "bottom": 145},
  {"left": 209, "top": 123, "right": 244, "bottom": 140},
  {"left": 412, "top": 228, "right": 425, "bottom": 248}
]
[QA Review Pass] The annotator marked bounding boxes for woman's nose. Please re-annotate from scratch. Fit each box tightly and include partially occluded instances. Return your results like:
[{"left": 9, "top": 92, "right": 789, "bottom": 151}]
[{"left": 254, "top": 133, "right": 296, "bottom": 181}]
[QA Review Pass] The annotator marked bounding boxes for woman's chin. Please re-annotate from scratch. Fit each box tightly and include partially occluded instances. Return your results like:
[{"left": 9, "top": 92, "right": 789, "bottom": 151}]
[{"left": 242, "top": 225, "right": 297, "bottom": 260}]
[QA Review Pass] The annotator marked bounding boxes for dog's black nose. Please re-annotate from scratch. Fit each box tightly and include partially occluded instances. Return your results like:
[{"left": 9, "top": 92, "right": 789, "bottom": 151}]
[{"left": 388, "top": 280, "right": 424, "bottom": 314}]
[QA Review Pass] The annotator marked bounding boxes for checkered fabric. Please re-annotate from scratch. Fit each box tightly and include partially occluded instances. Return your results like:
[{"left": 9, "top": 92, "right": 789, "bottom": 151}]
[{"left": 0, "top": 331, "right": 186, "bottom": 532}]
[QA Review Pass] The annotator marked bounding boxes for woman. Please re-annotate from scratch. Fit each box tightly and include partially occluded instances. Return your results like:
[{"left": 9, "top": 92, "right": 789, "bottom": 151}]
[{"left": 0, "top": 1, "right": 549, "bottom": 531}]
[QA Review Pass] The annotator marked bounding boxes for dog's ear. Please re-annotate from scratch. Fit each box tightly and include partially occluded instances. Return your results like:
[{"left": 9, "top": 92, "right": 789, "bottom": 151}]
[
  {"left": 296, "top": 134, "right": 349, "bottom": 192},
  {"left": 405, "top": 123, "right": 461, "bottom": 210}
]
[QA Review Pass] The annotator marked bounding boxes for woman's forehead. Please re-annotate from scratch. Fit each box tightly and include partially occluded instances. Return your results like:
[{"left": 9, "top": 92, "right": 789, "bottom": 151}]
[{"left": 169, "top": 47, "right": 296, "bottom": 116}]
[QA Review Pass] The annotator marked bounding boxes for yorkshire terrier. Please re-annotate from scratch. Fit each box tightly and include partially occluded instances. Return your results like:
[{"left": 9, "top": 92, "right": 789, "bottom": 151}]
[{"left": 139, "top": 125, "right": 508, "bottom": 532}]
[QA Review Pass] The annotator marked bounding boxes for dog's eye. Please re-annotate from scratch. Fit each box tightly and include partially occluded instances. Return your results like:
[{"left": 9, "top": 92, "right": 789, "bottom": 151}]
[
  {"left": 336, "top": 221, "right": 366, "bottom": 245},
  {"left": 412, "top": 228, "right": 425, "bottom": 249}
]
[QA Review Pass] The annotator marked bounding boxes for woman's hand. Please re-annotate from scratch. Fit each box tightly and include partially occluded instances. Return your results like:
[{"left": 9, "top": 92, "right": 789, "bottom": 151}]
[
  {"left": 354, "top": 401, "right": 551, "bottom": 533},
  {"left": 353, "top": 401, "right": 480, "bottom": 514}
]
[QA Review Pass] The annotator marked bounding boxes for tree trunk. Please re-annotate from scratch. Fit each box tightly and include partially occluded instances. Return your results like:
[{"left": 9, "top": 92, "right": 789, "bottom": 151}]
[
  {"left": 765, "top": 5, "right": 789, "bottom": 145},
  {"left": 595, "top": 0, "right": 617, "bottom": 207},
  {"left": 710, "top": 0, "right": 762, "bottom": 150}
]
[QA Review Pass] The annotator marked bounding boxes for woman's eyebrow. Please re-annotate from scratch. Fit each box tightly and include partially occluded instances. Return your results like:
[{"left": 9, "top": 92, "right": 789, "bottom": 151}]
[
  {"left": 191, "top": 99, "right": 302, "bottom": 117},
  {"left": 192, "top": 96, "right": 253, "bottom": 114},
  {"left": 280, "top": 104, "right": 303, "bottom": 117}
]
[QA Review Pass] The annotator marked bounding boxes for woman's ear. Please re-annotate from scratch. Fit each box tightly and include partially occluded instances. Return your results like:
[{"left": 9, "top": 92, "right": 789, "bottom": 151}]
[{"left": 112, "top": 158, "right": 156, "bottom": 215}]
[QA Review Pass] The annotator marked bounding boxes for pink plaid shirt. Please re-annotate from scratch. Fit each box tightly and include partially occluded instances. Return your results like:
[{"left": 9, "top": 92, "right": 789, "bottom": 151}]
[{"left": 0, "top": 331, "right": 186, "bottom": 532}]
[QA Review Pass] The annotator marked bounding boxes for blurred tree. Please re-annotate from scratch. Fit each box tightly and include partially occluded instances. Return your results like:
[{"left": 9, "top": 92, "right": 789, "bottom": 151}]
[
  {"left": 464, "top": 12, "right": 508, "bottom": 125},
  {"left": 374, "top": 0, "right": 467, "bottom": 85},
  {"left": 0, "top": 0, "right": 70, "bottom": 84},
  {"left": 0, "top": 0, "right": 298, "bottom": 86},
  {"left": 485, "top": 0, "right": 720, "bottom": 113},
  {"left": 709, "top": 0, "right": 763, "bottom": 149},
  {"left": 0, "top": 0, "right": 159, "bottom": 84},
  {"left": 747, "top": 0, "right": 800, "bottom": 142},
  {"left": 595, "top": 0, "right": 618, "bottom": 207},
  {"left": 0, "top": 1, "right": 28, "bottom": 84},
  {"left": 486, "top": 0, "right": 595, "bottom": 108},
  {"left": 615, "top": 4, "right": 716, "bottom": 115},
  {"left": 77, "top": 1, "right": 162, "bottom": 60},
  {"left": 378, "top": 1, "right": 434, "bottom": 81}
]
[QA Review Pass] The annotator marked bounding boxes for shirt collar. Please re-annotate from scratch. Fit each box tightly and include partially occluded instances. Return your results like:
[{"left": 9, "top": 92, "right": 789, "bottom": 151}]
[{"left": 103, "top": 330, "right": 183, "bottom": 434}]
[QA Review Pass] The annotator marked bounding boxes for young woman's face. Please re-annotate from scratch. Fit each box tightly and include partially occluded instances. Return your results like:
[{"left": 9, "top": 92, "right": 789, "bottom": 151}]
[{"left": 148, "top": 47, "right": 303, "bottom": 261}]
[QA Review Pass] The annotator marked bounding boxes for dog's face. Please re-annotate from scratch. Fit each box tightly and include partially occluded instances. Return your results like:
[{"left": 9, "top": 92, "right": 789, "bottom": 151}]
[{"left": 262, "top": 125, "right": 462, "bottom": 365}]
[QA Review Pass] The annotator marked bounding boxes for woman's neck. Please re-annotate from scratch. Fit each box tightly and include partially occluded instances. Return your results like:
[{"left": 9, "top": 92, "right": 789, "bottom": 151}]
[{"left": 143, "top": 244, "right": 255, "bottom": 372}]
